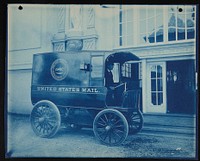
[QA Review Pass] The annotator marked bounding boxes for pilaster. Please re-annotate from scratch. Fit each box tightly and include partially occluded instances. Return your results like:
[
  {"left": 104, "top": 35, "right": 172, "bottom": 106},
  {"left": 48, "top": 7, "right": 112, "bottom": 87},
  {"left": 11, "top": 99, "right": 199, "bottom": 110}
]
[
  {"left": 52, "top": 5, "right": 98, "bottom": 52},
  {"left": 142, "top": 59, "right": 147, "bottom": 113},
  {"left": 52, "top": 5, "right": 67, "bottom": 52}
]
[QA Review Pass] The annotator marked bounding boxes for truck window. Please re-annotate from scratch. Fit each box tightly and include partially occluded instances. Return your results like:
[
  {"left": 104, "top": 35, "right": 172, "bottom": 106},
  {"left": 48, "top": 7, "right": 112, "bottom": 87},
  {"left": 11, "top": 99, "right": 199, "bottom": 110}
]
[
  {"left": 122, "top": 63, "right": 132, "bottom": 78},
  {"left": 113, "top": 63, "right": 120, "bottom": 83},
  {"left": 91, "top": 56, "right": 103, "bottom": 78}
]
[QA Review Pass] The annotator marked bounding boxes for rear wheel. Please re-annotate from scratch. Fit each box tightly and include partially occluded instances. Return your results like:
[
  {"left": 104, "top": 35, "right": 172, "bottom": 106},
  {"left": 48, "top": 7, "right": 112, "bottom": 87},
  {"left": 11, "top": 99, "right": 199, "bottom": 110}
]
[
  {"left": 93, "top": 109, "right": 128, "bottom": 146},
  {"left": 30, "top": 100, "right": 61, "bottom": 138},
  {"left": 128, "top": 110, "right": 143, "bottom": 134}
]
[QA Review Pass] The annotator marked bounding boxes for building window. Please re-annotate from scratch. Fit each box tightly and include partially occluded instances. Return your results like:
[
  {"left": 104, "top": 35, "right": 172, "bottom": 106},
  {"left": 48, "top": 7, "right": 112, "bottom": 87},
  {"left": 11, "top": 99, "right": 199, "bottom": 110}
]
[
  {"left": 119, "top": 5, "right": 134, "bottom": 47},
  {"left": 115, "top": 5, "right": 196, "bottom": 48},
  {"left": 168, "top": 5, "right": 195, "bottom": 41},
  {"left": 139, "top": 6, "right": 164, "bottom": 44}
]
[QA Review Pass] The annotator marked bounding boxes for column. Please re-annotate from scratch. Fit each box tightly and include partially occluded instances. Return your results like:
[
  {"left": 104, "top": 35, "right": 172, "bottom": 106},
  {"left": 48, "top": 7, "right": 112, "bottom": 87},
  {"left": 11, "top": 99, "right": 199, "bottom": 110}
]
[{"left": 142, "top": 59, "right": 147, "bottom": 113}]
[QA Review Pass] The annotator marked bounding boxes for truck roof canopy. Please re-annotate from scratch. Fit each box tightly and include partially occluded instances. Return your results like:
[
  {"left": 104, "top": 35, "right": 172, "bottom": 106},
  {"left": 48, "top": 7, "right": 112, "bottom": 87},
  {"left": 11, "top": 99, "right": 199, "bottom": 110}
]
[{"left": 105, "top": 52, "right": 140, "bottom": 65}]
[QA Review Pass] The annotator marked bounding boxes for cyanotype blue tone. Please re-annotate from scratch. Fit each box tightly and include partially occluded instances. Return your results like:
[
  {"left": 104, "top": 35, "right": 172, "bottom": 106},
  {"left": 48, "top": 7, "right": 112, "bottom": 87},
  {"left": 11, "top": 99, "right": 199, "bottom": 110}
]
[{"left": 6, "top": 4, "right": 197, "bottom": 158}]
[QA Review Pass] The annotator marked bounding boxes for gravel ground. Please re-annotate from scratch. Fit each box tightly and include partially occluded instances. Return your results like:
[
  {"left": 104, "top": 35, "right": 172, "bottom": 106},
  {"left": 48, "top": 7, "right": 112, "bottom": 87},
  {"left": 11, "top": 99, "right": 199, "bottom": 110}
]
[{"left": 6, "top": 114, "right": 197, "bottom": 158}]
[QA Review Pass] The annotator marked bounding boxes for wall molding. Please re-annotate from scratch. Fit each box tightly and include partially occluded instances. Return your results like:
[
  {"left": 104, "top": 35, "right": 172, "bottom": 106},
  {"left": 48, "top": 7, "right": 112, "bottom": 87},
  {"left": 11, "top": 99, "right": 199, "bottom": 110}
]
[
  {"left": 8, "top": 63, "right": 32, "bottom": 70},
  {"left": 114, "top": 41, "right": 196, "bottom": 60}
]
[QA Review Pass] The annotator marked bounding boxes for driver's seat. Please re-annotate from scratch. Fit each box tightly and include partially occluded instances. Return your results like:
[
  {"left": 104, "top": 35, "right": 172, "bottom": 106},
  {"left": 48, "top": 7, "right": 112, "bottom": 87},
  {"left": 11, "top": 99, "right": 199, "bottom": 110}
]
[
  {"left": 122, "top": 89, "right": 141, "bottom": 109},
  {"left": 114, "top": 84, "right": 126, "bottom": 106},
  {"left": 105, "top": 83, "right": 126, "bottom": 106}
]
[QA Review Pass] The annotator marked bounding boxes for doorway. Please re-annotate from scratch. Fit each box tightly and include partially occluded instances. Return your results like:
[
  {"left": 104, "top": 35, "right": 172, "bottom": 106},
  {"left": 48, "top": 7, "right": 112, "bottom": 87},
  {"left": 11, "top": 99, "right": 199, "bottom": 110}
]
[
  {"left": 166, "top": 60, "right": 196, "bottom": 114},
  {"left": 146, "top": 62, "right": 167, "bottom": 113}
]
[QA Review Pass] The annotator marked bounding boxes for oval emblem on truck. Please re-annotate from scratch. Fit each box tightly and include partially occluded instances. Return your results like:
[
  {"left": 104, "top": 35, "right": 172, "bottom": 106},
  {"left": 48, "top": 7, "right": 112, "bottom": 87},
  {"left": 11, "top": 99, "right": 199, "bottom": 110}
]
[{"left": 50, "top": 59, "right": 69, "bottom": 81}]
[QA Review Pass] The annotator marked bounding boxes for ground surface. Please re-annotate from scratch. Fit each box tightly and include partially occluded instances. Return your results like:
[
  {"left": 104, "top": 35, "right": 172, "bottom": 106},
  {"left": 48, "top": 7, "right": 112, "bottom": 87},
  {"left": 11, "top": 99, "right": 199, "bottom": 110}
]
[{"left": 6, "top": 114, "right": 196, "bottom": 158}]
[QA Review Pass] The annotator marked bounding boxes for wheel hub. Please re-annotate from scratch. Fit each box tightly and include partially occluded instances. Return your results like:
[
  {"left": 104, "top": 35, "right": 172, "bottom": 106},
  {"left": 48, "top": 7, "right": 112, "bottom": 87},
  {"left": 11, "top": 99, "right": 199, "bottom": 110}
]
[
  {"left": 38, "top": 117, "right": 45, "bottom": 123},
  {"left": 105, "top": 125, "right": 111, "bottom": 131}
]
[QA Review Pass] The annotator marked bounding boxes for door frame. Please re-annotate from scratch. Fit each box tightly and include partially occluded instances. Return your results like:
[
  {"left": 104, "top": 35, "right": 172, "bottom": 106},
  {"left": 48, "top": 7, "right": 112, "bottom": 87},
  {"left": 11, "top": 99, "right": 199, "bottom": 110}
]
[{"left": 146, "top": 62, "right": 167, "bottom": 113}]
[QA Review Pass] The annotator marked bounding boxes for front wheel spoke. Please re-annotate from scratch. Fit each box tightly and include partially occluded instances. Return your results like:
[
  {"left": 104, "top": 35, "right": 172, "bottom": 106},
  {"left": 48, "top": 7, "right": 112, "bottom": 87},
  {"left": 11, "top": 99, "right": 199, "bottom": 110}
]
[
  {"left": 103, "top": 131, "right": 109, "bottom": 141},
  {"left": 103, "top": 114, "right": 109, "bottom": 123},
  {"left": 96, "top": 127, "right": 106, "bottom": 131},
  {"left": 112, "top": 130, "right": 122, "bottom": 139},
  {"left": 99, "top": 129, "right": 107, "bottom": 137},
  {"left": 113, "top": 124, "right": 124, "bottom": 128},
  {"left": 108, "top": 113, "right": 114, "bottom": 120},
  {"left": 113, "top": 128, "right": 124, "bottom": 134},
  {"left": 113, "top": 119, "right": 121, "bottom": 126},
  {"left": 110, "top": 131, "right": 118, "bottom": 143},
  {"left": 99, "top": 117, "right": 107, "bottom": 124},
  {"left": 97, "top": 121, "right": 106, "bottom": 127},
  {"left": 108, "top": 131, "right": 112, "bottom": 144}
]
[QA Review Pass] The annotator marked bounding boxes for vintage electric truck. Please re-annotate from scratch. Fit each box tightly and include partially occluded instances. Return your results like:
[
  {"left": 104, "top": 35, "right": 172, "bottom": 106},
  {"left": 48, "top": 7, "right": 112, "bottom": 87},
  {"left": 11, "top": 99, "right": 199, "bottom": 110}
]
[{"left": 30, "top": 51, "right": 143, "bottom": 146}]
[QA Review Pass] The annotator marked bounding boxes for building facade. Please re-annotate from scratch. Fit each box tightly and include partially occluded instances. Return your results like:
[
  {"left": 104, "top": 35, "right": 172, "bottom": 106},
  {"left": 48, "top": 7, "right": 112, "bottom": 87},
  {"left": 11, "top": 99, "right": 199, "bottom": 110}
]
[{"left": 7, "top": 4, "right": 197, "bottom": 114}]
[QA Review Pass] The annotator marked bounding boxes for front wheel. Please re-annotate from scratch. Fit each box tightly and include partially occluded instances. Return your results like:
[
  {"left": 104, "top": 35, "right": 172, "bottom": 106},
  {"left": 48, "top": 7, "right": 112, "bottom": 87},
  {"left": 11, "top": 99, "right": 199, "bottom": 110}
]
[
  {"left": 30, "top": 100, "right": 61, "bottom": 138},
  {"left": 93, "top": 109, "right": 129, "bottom": 146}
]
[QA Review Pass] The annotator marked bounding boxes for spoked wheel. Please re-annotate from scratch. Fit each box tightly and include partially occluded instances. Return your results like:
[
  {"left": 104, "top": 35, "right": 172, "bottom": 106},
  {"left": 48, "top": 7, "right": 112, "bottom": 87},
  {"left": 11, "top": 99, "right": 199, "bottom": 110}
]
[
  {"left": 30, "top": 100, "right": 61, "bottom": 138},
  {"left": 128, "top": 110, "right": 143, "bottom": 135},
  {"left": 93, "top": 109, "right": 129, "bottom": 146}
]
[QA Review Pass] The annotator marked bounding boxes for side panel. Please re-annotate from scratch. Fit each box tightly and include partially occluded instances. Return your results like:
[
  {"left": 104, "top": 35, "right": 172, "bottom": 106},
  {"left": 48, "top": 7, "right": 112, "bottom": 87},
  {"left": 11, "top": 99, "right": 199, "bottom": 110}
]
[
  {"left": 32, "top": 52, "right": 91, "bottom": 86},
  {"left": 31, "top": 52, "right": 107, "bottom": 108},
  {"left": 31, "top": 85, "right": 107, "bottom": 108}
]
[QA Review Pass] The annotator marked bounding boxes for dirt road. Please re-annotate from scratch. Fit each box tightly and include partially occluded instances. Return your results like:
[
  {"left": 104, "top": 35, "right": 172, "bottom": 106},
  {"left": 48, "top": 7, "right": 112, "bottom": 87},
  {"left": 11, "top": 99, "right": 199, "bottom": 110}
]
[{"left": 6, "top": 114, "right": 196, "bottom": 158}]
